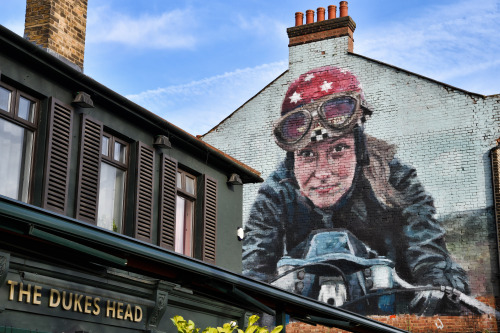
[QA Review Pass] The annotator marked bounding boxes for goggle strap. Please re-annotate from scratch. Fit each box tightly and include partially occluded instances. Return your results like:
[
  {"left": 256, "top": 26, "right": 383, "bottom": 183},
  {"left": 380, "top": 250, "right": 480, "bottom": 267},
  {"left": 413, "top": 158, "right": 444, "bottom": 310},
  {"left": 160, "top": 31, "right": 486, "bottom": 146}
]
[{"left": 360, "top": 100, "right": 373, "bottom": 116}]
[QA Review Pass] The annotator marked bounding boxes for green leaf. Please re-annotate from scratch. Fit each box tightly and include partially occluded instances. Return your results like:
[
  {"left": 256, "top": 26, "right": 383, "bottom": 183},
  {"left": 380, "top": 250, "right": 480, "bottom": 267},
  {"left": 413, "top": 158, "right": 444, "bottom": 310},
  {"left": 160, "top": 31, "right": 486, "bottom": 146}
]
[
  {"left": 270, "top": 326, "right": 283, "bottom": 333},
  {"left": 171, "top": 315, "right": 184, "bottom": 325},
  {"left": 203, "top": 328, "right": 219, "bottom": 333},
  {"left": 171, "top": 316, "right": 189, "bottom": 332},
  {"left": 220, "top": 322, "right": 237, "bottom": 333},
  {"left": 186, "top": 320, "right": 198, "bottom": 333},
  {"left": 247, "top": 315, "right": 260, "bottom": 327},
  {"left": 245, "top": 325, "right": 258, "bottom": 333}
]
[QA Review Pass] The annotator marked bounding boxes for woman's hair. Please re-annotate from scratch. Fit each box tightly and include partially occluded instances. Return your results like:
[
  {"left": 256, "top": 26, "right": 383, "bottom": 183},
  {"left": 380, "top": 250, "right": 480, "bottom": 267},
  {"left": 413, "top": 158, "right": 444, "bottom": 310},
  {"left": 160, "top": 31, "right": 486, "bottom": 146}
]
[{"left": 362, "top": 135, "right": 407, "bottom": 208}]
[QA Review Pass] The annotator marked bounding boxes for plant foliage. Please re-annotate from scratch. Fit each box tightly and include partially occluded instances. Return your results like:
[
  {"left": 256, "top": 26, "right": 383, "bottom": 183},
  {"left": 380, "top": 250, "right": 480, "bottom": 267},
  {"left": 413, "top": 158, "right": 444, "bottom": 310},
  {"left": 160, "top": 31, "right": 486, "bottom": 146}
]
[{"left": 171, "top": 315, "right": 283, "bottom": 333}]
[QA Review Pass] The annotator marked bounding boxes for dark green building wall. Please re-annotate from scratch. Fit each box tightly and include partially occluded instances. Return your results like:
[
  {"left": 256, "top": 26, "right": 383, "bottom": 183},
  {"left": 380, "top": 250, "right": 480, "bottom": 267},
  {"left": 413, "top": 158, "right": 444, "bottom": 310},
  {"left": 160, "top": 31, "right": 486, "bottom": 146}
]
[{"left": 0, "top": 41, "right": 248, "bottom": 273}]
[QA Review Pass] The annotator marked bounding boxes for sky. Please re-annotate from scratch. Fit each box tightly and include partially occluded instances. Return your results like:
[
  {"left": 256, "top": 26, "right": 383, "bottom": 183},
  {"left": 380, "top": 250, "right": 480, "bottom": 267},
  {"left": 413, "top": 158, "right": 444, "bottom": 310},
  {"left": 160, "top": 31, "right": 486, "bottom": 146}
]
[{"left": 1, "top": 0, "right": 499, "bottom": 135}]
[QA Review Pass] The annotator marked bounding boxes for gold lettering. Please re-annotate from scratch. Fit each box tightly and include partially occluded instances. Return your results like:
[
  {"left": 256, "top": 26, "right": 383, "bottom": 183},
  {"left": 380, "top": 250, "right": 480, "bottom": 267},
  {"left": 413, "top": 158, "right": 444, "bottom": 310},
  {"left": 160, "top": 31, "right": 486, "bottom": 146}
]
[
  {"left": 7, "top": 280, "right": 18, "bottom": 301},
  {"left": 49, "top": 289, "right": 61, "bottom": 307},
  {"left": 134, "top": 306, "right": 143, "bottom": 322},
  {"left": 84, "top": 296, "right": 92, "bottom": 314},
  {"left": 73, "top": 294, "right": 83, "bottom": 312},
  {"left": 106, "top": 300, "right": 116, "bottom": 318},
  {"left": 124, "top": 304, "right": 133, "bottom": 321},
  {"left": 117, "top": 302, "right": 124, "bottom": 319},
  {"left": 33, "top": 285, "right": 42, "bottom": 305},
  {"left": 93, "top": 297, "right": 101, "bottom": 315},
  {"left": 18, "top": 283, "right": 31, "bottom": 303},
  {"left": 62, "top": 291, "right": 73, "bottom": 310}
]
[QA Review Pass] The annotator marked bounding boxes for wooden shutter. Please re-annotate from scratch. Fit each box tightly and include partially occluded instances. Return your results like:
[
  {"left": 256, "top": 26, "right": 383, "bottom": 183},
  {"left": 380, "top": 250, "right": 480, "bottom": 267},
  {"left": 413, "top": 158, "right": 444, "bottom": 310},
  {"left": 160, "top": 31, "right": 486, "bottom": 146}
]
[
  {"left": 202, "top": 175, "right": 218, "bottom": 264},
  {"left": 43, "top": 98, "right": 73, "bottom": 214},
  {"left": 159, "top": 154, "right": 177, "bottom": 250},
  {"left": 135, "top": 142, "right": 155, "bottom": 242},
  {"left": 75, "top": 115, "right": 103, "bottom": 224}
]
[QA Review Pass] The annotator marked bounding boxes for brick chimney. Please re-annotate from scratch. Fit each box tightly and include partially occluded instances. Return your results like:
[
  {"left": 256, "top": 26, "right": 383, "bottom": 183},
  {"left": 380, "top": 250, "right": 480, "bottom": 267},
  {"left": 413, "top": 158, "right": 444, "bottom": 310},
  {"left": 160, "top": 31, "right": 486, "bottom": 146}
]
[
  {"left": 24, "top": 0, "right": 88, "bottom": 72},
  {"left": 287, "top": 1, "right": 356, "bottom": 52}
]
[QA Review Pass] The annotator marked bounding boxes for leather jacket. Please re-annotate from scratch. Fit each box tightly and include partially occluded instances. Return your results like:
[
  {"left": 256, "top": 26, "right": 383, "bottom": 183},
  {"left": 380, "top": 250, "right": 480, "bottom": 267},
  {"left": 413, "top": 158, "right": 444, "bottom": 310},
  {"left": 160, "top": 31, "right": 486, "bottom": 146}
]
[{"left": 242, "top": 153, "right": 469, "bottom": 312}]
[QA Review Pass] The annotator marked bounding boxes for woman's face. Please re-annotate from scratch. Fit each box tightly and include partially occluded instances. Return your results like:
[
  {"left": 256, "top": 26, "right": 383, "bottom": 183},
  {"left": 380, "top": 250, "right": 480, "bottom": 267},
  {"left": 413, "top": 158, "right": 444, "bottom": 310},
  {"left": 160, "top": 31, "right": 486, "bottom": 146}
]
[{"left": 294, "top": 135, "right": 356, "bottom": 208}]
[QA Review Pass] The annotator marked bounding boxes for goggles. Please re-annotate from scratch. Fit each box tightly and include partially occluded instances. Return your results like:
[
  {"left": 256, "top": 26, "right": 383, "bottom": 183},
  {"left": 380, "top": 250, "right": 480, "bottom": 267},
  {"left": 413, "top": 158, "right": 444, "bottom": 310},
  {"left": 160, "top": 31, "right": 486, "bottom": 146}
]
[{"left": 273, "top": 92, "right": 371, "bottom": 152}]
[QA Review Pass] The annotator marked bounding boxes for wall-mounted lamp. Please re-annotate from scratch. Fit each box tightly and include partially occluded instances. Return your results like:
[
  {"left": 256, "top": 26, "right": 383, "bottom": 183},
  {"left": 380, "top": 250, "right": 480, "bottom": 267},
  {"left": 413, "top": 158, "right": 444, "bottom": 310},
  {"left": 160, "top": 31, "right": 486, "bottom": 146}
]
[
  {"left": 153, "top": 135, "right": 172, "bottom": 149},
  {"left": 72, "top": 91, "right": 94, "bottom": 108},
  {"left": 227, "top": 173, "right": 243, "bottom": 185},
  {"left": 237, "top": 227, "right": 244, "bottom": 241}
]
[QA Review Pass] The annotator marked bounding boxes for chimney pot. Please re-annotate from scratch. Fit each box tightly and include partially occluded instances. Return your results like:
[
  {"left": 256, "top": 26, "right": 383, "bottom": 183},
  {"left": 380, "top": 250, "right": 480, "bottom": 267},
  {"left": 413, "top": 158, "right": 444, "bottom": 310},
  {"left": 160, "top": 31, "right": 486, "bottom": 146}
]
[
  {"left": 328, "top": 5, "right": 337, "bottom": 19},
  {"left": 339, "top": 1, "right": 348, "bottom": 17},
  {"left": 306, "top": 9, "right": 314, "bottom": 24},
  {"left": 295, "top": 12, "right": 304, "bottom": 26},
  {"left": 317, "top": 7, "right": 325, "bottom": 22},
  {"left": 288, "top": 3, "right": 355, "bottom": 52}
]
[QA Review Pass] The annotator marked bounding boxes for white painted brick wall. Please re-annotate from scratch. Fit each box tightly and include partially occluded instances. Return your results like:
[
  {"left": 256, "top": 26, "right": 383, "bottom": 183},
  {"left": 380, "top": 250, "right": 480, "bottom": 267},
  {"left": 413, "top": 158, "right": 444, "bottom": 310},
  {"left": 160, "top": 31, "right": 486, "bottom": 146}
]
[{"left": 204, "top": 36, "right": 500, "bottom": 221}]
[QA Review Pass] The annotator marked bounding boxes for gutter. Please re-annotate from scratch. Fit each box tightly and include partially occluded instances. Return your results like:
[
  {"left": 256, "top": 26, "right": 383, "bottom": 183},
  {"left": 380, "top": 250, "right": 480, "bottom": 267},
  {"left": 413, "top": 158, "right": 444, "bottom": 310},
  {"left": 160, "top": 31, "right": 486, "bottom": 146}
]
[{"left": 491, "top": 142, "right": 500, "bottom": 273}]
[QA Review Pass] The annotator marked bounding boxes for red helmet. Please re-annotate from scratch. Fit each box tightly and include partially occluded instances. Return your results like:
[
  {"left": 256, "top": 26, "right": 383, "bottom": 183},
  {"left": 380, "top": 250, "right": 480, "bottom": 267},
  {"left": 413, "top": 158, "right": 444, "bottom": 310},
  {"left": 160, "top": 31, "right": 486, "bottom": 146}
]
[{"left": 274, "top": 66, "right": 372, "bottom": 152}]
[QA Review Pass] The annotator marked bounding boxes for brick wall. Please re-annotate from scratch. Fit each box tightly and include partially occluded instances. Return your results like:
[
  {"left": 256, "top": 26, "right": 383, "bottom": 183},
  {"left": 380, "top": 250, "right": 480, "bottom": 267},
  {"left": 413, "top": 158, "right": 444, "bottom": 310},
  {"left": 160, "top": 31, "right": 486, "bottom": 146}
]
[
  {"left": 203, "top": 16, "right": 500, "bottom": 333},
  {"left": 287, "top": 306, "right": 499, "bottom": 332},
  {"left": 24, "top": 0, "right": 88, "bottom": 70}
]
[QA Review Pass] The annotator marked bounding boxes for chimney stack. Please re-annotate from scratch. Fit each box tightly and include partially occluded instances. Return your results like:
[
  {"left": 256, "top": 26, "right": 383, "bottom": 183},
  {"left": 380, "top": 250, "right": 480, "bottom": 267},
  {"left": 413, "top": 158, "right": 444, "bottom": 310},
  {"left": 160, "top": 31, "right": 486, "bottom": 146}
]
[
  {"left": 288, "top": 2, "right": 355, "bottom": 52},
  {"left": 24, "top": 0, "right": 88, "bottom": 72}
]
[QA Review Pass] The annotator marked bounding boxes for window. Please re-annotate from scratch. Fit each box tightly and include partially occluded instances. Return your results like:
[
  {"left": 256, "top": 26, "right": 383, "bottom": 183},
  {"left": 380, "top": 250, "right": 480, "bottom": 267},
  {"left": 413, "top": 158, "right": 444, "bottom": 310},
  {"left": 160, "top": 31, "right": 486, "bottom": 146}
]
[
  {"left": 75, "top": 114, "right": 218, "bottom": 259},
  {"left": 159, "top": 154, "right": 218, "bottom": 264},
  {"left": 0, "top": 82, "right": 38, "bottom": 203},
  {"left": 97, "top": 134, "right": 128, "bottom": 233},
  {"left": 76, "top": 115, "right": 155, "bottom": 239},
  {"left": 175, "top": 170, "right": 196, "bottom": 256}
]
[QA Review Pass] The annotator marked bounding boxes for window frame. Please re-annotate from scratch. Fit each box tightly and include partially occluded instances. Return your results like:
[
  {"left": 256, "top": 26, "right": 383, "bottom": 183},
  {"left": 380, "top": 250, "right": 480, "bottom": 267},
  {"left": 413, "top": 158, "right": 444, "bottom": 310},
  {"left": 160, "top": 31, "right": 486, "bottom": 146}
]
[
  {"left": 175, "top": 169, "right": 197, "bottom": 256},
  {"left": 0, "top": 81, "right": 39, "bottom": 203},
  {"left": 0, "top": 81, "right": 39, "bottom": 131},
  {"left": 97, "top": 131, "right": 129, "bottom": 233},
  {"left": 158, "top": 155, "right": 218, "bottom": 263},
  {"left": 101, "top": 134, "right": 129, "bottom": 169},
  {"left": 176, "top": 169, "right": 197, "bottom": 199}
]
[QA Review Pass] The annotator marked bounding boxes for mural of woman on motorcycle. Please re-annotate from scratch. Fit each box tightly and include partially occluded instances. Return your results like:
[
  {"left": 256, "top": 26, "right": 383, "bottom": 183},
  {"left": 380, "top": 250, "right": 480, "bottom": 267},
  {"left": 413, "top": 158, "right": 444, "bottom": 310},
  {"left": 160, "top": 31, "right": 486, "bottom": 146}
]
[{"left": 242, "top": 66, "right": 471, "bottom": 316}]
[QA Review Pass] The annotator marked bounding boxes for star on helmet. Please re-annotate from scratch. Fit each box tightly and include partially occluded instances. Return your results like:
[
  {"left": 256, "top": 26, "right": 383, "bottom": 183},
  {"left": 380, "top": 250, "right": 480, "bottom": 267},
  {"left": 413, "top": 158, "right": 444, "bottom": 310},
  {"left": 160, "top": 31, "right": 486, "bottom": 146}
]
[
  {"left": 320, "top": 80, "right": 333, "bottom": 92},
  {"left": 304, "top": 73, "right": 315, "bottom": 81},
  {"left": 289, "top": 91, "right": 302, "bottom": 104}
]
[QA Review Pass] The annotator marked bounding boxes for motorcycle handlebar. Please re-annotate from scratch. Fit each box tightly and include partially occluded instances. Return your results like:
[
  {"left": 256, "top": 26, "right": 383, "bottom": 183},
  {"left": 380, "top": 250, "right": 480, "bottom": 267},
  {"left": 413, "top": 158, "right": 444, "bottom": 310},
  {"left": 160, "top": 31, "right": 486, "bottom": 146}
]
[{"left": 391, "top": 269, "right": 500, "bottom": 318}]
